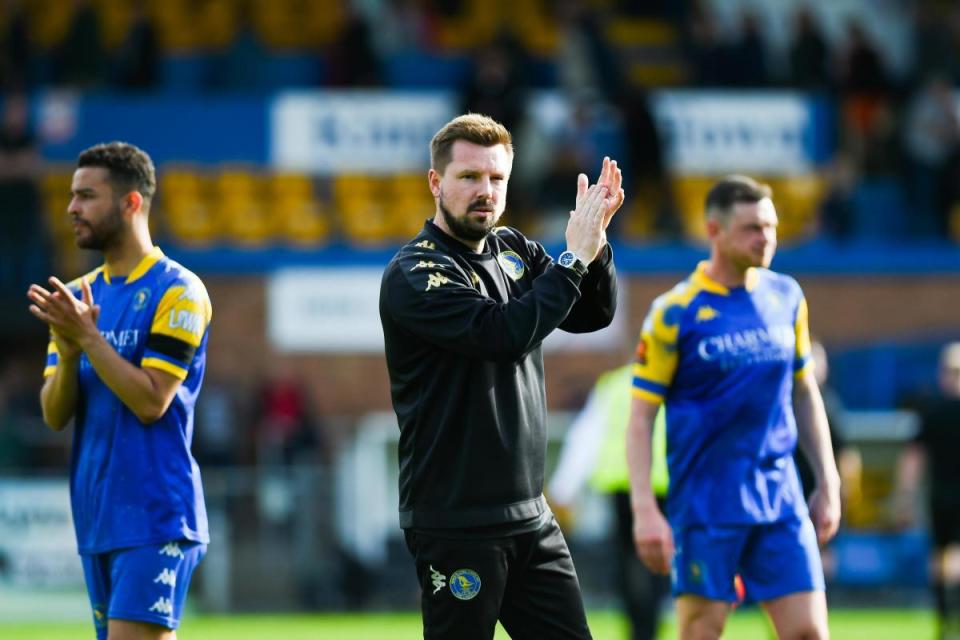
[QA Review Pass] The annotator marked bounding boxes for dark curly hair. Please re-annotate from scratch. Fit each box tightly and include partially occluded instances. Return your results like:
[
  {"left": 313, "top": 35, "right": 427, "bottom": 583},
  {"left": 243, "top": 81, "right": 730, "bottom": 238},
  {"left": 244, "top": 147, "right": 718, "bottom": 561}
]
[{"left": 77, "top": 142, "right": 157, "bottom": 207}]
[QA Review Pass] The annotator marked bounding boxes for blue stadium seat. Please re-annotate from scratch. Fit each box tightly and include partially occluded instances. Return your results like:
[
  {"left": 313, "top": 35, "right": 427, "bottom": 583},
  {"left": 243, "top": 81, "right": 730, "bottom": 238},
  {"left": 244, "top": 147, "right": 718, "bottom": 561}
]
[
  {"left": 851, "top": 179, "right": 906, "bottom": 241},
  {"left": 384, "top": 52, "right": 470, "bottom": 89}
]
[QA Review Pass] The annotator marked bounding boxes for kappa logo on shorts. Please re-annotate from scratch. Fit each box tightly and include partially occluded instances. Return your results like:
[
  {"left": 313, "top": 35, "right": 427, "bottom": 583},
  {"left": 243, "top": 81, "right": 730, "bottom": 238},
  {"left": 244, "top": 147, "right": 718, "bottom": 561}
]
[
  {"left": 158, "top": 542, "right": 183, "bottom": 558},
  {"left": 429, "top": 565, "right": 447, "bottom": 595},
  {"left": 449, "top": 568, "right": 482, "bottom": 601},
  {"left": 154, "top": 568, "right": 177, "bottom": 587},
  {"left": 148, "top": 597, "right": 174, "bottom": 615},
  {"left": 496, "top": 251, "right": 525, "bottom": 281}
]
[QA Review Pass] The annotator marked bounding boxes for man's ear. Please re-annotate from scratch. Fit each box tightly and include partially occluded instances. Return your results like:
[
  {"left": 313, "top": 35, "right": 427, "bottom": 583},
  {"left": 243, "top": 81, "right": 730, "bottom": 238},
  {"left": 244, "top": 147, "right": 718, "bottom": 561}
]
[
  {"left": 427, "top": 169, "right": 441, "bottom": 198},
  {"left": 123, "top": 190, "right": 144, "bottom": 217},
  {"left": 705, "top": 217, "right": 722, "bottom": 240}
]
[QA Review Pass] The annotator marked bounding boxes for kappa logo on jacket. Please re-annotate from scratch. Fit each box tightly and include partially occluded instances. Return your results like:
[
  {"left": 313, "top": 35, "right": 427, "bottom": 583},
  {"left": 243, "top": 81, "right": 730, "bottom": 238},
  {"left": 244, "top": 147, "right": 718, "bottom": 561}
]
[
  {"left": 429, "top": 565, "right": 447, "bottom": 594},
  {"left": 425, "top": 272, "right": 449, "bottom": 291}
]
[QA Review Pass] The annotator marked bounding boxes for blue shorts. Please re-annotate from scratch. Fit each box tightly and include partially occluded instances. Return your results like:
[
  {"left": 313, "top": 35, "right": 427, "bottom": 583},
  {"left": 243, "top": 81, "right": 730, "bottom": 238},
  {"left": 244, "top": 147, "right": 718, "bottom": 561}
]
[
  {"left": 671, "top": 517, "right": 824, "bottom": 603},
  {"left": 81, "top": 540, "right": 206, "bottom": 639}
]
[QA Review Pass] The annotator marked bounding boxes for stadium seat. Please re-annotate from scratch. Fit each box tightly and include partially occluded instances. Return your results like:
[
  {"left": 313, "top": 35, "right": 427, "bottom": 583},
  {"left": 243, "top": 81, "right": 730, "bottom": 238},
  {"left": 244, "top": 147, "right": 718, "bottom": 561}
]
[
  {"left": 213, "top": 169, "right": 274, "bottom": 247},
  {"left": 26, "top": 0, "right": 74, "bottom": 50},
  {"left": 508, "top": 0, "right": 559, "bottom": 56},
  {"left": 671, "top": 176, "right": 714, "bottom": 241},
  {"left": 92, "top": 0, "right": 133, "bottom": 50},
  {"left": 434, "top": 0, "right": 499, "bottom": 51},
  {"left": 160, "top": 168, "right": 219, "bottom": 246},
  {"left": 768, "top": 175, "right": 825, "bottom": 243},
  {"left": 270, "top": 173, "right": 330, "bottom": 246},
  {"left": 387, "top": 173, "right": 434, "bottom": 239},
  {"left": 332, "top": 174, "right": 392, "bottom": 245}
]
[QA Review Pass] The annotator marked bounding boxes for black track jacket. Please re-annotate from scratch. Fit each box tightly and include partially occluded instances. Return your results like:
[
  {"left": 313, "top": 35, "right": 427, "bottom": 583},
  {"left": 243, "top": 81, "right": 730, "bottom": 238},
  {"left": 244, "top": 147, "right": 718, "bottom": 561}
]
[{"left": 379, "top": 220, "right": 618, "bottom": 531}]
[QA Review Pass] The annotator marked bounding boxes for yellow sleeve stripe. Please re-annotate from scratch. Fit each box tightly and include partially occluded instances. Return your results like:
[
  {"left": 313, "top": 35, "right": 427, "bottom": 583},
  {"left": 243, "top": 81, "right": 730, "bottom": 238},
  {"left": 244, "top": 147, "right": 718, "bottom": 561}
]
[
  {"left": 631, "top": 387, "right": 664, "bottom": 403},
  {"left": 141, "top": 357, "right": 189, "bottom": 381},
  {"left": 794, "top": 360, "right": 814, "bottom": 380},
  {"left": 43, "top": 365, "right": 57, "bottom": 378}
]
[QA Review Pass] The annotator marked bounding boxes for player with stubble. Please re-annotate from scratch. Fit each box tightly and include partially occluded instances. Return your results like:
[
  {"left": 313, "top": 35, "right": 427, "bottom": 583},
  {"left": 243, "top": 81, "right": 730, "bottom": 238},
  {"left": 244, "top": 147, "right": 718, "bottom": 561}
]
[
  {"left": 27, "top": 142, "right": 211, "bottom": 640},
  {"left": 379, "top": 113, "right": 624, "bottom": 639},
  {"left": 627, "top": 175, "right": 841, "bottom": 639}
]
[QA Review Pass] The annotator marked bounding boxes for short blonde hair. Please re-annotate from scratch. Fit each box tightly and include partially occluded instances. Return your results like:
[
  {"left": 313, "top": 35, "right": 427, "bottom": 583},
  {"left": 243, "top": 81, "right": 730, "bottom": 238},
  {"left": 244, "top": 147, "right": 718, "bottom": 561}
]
[{"left": 430, "top": 113, "right": 513, "bottom": 175}]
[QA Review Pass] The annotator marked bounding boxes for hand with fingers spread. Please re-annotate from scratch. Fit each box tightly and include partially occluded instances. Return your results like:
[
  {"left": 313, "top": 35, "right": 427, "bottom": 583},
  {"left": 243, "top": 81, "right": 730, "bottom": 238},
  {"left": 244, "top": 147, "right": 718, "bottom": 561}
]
[
  {"left": 568, "top": 156, "right": 626, "bottom": 263},
  {"left": 27, "top": 276, "right": 101, "bottom": 352},
  {"left": 633, "top": 501, "right": 675, "bottom": 575}
]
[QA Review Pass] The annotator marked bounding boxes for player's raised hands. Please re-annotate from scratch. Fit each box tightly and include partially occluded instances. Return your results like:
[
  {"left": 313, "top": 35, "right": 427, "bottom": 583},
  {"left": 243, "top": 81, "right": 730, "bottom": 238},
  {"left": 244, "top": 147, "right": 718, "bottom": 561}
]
[
  {"left": 569, "top": 156, "right": 626, "bottom": 262},
  {"left": 27, "top": 276, "right": 101, "bottom": 351}
]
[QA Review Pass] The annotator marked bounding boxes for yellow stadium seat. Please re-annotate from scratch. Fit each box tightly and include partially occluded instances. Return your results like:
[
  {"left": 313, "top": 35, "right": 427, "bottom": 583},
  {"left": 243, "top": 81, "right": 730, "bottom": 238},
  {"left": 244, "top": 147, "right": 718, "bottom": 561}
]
[
  {"left": 434, "top": 0, "right": 499, "bottom": 51},
  {"left": 671, "top": 176, "right": 714, "bottom": 242},
  {"left": 160, "top": 168, "right": 218, "bottom": 246},
  {"left": 332, "top": 174, "right": 392, "bottom": 245},
  {"left": 508, "top": 0, "right": 559, "bottom": 56},
  {"left": 270, "top": 173, "right": 330, "bottom": 246},
  {"left": 146, "top": 0, "right": 198, "bottom": 52},
  {"left": 386, "top": 173, "right": 433, "bottom": 239},
  {"left": 92, "top": 0, "right": 133, "bottom": 50},
  {"left": 28, "top": 0, "right": 74, "bottom": 49},
  {"left": 212, "top": 169, "right": 274, "bottom": 246},
  {"left": 302, "top": 0, "right": 344, "bottom": 46},
  {"left": 768, "top": 175, "right": 825, "bottom": 244}
]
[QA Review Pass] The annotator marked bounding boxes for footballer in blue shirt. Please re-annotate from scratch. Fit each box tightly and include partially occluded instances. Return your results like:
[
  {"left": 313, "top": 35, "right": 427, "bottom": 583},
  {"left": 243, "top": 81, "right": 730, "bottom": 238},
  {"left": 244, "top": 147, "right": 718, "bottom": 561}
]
[
  {"left": 28, "top": 142, "right": 210, "bottom": 640},
  {"left": 626, "top": 175, "right": 840, "bottom": 640}
]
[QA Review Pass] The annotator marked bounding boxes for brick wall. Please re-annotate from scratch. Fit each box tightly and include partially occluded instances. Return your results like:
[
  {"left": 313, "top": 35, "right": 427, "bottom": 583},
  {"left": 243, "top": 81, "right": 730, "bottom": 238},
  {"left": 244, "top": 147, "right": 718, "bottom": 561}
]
[{"left": 204, "top": 274, "right": 960, "bottom": 418}]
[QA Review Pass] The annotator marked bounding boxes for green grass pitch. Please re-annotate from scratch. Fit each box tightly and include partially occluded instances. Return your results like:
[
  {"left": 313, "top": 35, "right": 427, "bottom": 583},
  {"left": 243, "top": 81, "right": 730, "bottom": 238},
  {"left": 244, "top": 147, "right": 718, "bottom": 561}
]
[{"left": 0, "top": 608, "right": 936, "bottom": 639}]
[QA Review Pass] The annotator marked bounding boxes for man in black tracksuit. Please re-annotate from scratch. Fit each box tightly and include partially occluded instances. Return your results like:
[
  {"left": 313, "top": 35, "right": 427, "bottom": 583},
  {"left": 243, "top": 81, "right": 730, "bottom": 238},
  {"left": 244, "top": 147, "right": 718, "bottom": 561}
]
[{"left": 379, "top": 113, "right": 624, "bottom": 639}]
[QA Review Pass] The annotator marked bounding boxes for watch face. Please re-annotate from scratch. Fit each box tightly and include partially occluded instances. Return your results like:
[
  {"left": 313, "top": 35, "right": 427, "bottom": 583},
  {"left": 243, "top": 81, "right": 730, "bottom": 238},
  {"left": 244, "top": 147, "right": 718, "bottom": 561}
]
[{"left": 559, "top": 252, "right": 574, "bottom": 267}]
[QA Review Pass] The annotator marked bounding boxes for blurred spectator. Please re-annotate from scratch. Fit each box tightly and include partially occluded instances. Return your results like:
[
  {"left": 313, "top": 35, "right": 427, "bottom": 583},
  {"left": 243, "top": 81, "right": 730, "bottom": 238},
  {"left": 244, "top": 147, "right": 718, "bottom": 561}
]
[
  {"left": 194, "top": 374, "right": 241, "bottom": 467},
  {"left": 326, "top": 1, "right": 383, "bottom": 87},
  {"left": 55, "top": 0, "right": 105, "bottom": 88},
  {"left": 0, "top": 93, "right": 44, "bottom": 307},
  {"left": 255, "top": 364, "right": 323, "bottom": 466},
  {"left": 534, "top": 98, "right": 621, "bottom": 240},
  {"left": 787, "top": 6, "right": 830, "bottom": 90},
  {"left": 818, "top": 155, "right": 857, "bottom": 241},
  {"left": 554, "top": 0, "right": 622, "bottom": 104},
  {"left": 371, "top": 0, "right": 438, "bottom": 55},
  {"left": 724, "top": 9, "right": 769, "bottom": 87},
  {"left": 796, "top": 340, "right": 862, "bottom": 523},
  {"left": 207, "top": 1, "right": 264, "bottom": 90},
  {"left": 894, "top": 342, "right": 960, "bottom": 640},
  {"left": 685, "top": 3, "right": 732, "bottom": 87},
  {"left": 0, "top": 0, "right": 33, "bottom": 90},
  {"left": 460, "top": 34, "right": 529, "bottom": 136},
  {"left": 902, "top": 75, "right": 960, "bottom": 238},
  {"left": 837, "top": 19, "right": 890, "bottom": 95},
  {"left": 911, "top": 3, "right": 958, "bottom": 86},
  {"left": 111, "top": 1, "right": 159, "bottom": 90},
  {"left": 548, "top": 364, "right": 670, "bottom": 640},
  {"left": 615, "top": 88, "right": 678, "bottom": 238}
]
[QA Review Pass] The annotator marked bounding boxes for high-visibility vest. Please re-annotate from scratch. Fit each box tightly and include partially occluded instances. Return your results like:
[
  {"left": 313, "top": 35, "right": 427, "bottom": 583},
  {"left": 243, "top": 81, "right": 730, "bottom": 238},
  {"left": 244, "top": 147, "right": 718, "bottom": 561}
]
[{"left": 588, "top": 364, "right": 669, "bottom": 497}]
